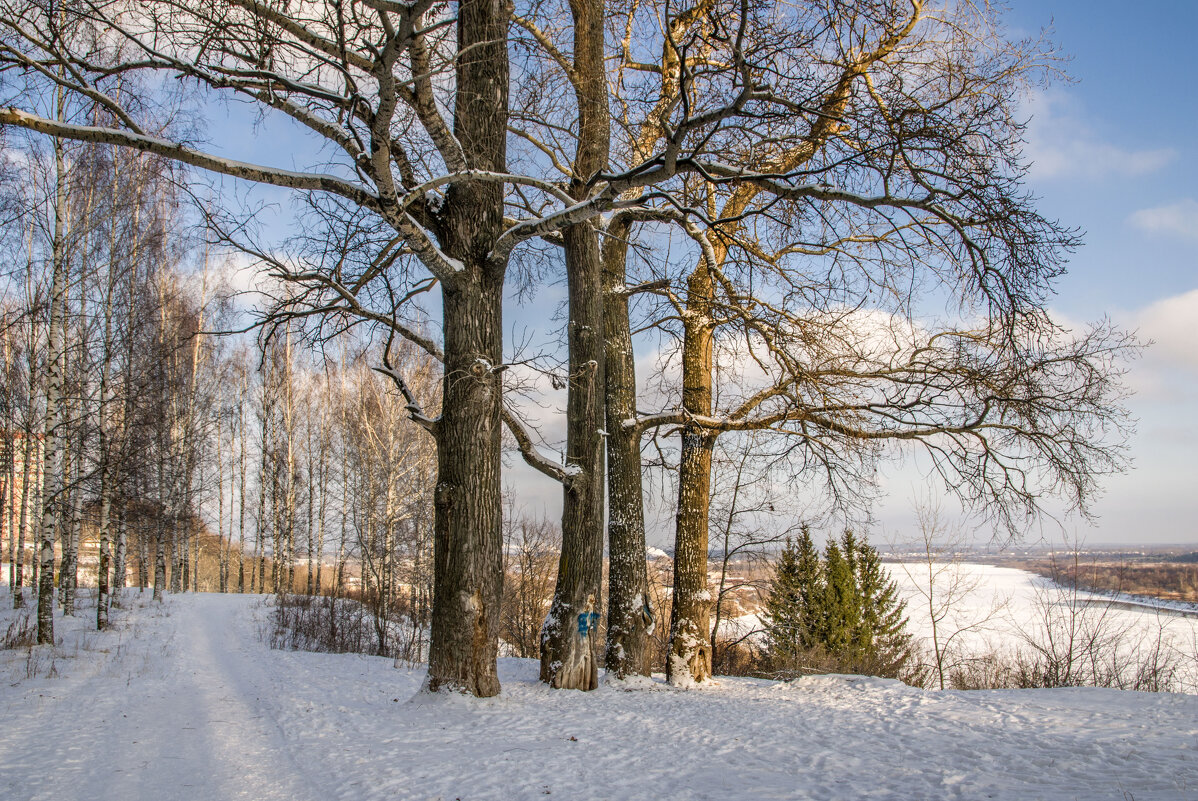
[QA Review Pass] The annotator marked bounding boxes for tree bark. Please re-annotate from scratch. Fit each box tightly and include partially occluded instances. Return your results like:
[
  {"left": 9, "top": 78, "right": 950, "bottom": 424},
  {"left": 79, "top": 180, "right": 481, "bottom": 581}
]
[
  {"left": 238, "top": 389, "right": 247, "bottom": 593},
  {"left": 539, "top": 224, "right": 606, "bottom": 690},
  {"left": 37, "top": 118, "right": 72, "bottom": 644},
  {"left": 668, "top": 265, "right": 717, "bottom": 685},
  {"left": 426, "top": 270, "right": 504, "bottom": 695},
  {"left": 12, "top": 420, "right": 32, "bottom": 609},
  {"left": 602, "top": 221, "right": 653, "bottom": 679},
  {"left": 538, "top": 0, "right": 610, "bottom": 692},
  {"left": 423, "top": 0, "right": 510, "bottom": 697}
]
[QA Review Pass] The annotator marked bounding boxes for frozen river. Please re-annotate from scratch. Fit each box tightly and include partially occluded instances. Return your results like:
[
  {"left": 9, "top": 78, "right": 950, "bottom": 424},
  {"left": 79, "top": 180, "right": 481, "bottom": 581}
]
[{"left": 888, "top": 562, "right": 1198, "bottom": 691}]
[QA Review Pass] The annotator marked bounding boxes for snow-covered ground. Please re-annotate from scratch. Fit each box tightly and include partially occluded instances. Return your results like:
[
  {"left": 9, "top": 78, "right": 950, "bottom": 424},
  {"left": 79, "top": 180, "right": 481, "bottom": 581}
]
[{"left": 2, "top": 589, "right": 1197, "bottom": 800}]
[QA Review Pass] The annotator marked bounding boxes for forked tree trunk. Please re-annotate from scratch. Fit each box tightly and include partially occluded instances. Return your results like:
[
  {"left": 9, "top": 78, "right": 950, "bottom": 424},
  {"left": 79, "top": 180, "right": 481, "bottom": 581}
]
[{"left": 602, "top": 223, "right": 653, "bottom": 679}]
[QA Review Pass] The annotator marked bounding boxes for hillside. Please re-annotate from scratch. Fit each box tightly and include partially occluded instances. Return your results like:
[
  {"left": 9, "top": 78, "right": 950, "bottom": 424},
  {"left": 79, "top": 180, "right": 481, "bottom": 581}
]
[{"left": 1, "top": 591, "right": 1195, "bottom": 800}]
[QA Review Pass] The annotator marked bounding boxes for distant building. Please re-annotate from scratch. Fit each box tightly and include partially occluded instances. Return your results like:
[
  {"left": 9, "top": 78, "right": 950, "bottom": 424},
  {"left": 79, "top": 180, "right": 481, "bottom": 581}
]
[{"left": 1, "top": 430, "right": 45, "bottom": 548}]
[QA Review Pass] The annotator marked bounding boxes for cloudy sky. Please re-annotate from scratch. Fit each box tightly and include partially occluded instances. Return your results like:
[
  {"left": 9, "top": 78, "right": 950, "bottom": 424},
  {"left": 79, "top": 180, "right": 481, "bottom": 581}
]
[{"left": 212, "top": 0, "right": 1196, "bottom": 548}]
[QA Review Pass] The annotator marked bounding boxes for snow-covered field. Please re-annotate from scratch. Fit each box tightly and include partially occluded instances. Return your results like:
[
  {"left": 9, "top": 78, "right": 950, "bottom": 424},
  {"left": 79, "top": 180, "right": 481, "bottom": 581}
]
[{"left": 2, "top": 589, "right": 1197, "bottom": 800}]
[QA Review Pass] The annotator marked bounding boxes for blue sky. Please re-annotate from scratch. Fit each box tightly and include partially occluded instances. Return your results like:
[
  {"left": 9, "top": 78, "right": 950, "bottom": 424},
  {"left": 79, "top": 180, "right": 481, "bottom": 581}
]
[
  {"left": 210, "top": 1, "right": 1197, "bottom": 548},
  {"left": 976, "top": 0, "right": 1198, "bottom": 546}
]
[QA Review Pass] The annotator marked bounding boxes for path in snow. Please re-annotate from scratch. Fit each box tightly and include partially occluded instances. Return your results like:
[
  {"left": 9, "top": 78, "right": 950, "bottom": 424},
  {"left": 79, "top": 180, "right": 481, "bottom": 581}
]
[
  {"left": 1, "top": 591, "right": 1197, "bottom": 801},
  {"left": 0, "top": 593, "right": 322, "bottom": 801}
]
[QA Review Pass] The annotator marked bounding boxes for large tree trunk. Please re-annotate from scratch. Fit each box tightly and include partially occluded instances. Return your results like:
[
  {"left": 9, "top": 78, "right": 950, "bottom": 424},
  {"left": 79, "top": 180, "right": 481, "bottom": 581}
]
[
  {"left": 426, "top": 269, "right": 504, "bottom": 696},
  {"left": 540, "top": 224, "right": 606, "bottom": 690},
  {"left": 668, "top": 265, "right": 717, "bottom": 685},
  {"left": 602, "top": 224, "right": 653, "bottom": 679},
  {"left": 538, "top": 0, "right": 610, "bottom": 692},
  {"left": 423, "top": 0, "right": 509, "bottom": 697}
]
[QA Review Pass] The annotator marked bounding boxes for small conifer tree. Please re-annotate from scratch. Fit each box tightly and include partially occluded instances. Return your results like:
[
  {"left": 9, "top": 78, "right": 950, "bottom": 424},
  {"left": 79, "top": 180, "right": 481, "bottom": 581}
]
[
  {"left": 763, "top": 527, "right": 911, "bottom": 679},
  {"left": 849, "top": 531, "right": 912, "bottom": 676},
  {"left": 763, "top": 525, "right": 823, "bottom": 665}
]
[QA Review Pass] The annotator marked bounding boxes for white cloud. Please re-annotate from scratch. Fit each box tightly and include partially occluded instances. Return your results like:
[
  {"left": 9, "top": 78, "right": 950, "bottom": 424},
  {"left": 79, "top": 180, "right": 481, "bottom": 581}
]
[
  {"left": 1023, "top": 90, "right": 1175, "bottom": 180},
  {"left": 1128, "top": 199, "right": 1198, "bottom": 242},
  {"left": 1132, "top": 288, "right": 1198, "bottom": 373}
]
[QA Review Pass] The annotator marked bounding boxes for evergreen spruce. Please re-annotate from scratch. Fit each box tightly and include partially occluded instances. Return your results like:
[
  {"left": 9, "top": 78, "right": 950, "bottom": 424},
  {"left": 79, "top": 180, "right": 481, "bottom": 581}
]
[
  {"left": 763, "top": 538, "right": 804, "bottom": 664},
  {"left": 820, "top": 539, "right": 860, "bottom": 653},
  {"left": 763, "top": 525, "right": 823, "bottom": 666},
  {"left": 850, "top": 532, "right": 912, "bottom": 676},
  {"left": 763, "top": 527, "right": 911, "bottom": 679}
]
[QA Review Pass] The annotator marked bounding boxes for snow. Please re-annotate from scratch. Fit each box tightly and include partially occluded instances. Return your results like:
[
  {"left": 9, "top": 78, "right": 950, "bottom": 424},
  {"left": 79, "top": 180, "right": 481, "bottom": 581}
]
[
  {"left": 889, "top": 563, "right": 1198, "bottom": 688},
  {"left": 719, "top": 563, "right": 1198, "bottom": 689},
  {"left": 2, "top": 589, "right": 1197, "bottom": 800}
]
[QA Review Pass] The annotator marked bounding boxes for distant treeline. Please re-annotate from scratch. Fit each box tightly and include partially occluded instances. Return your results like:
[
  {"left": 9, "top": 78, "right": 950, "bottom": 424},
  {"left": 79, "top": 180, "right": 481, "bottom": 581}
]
[{"left": 1025, "top": 559, "right": 1198, "bottom": 604}]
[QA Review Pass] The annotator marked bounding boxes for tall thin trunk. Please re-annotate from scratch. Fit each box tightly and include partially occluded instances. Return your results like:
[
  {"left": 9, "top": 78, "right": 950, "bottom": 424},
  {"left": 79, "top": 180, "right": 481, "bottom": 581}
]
[
  {"left": 602, "top": 221, "right": 653, "bottom": 678},
  {"left": 539, "top": 0, "right": 609, "bottom": 692},
  {"left": 255, "top": 358, "right": 270, "bottom": 594},
  {"left": 217, "top": 431, "right": 226, "bottom": 592},
  {"left": 238, "top": 392, "right": 247, "bottom": 593},
  {"left": 306, "top": 410, "right": 315, "bottom": 595},
  {"left": 96, "top": 190, "right": 120, "bottom": 627},
  {"left": 314, "top": 403, "right": 328, "bottom": 595},
  {"left": 13, "top": 428, "right": 33, "bottom": 609},
  {"left": 155, "top": 371, "right": 168, "bottom": 602},
  {"left": 37, "top": 118, "right": 71, "bottom": 644},
  {"left": 138, "top": 496, "right": 148, "bottom": 591},
  {"left": 668, "top": 264, "right": 717, "bottom": 685},
  {"left": 3, "top": 451, "right": 11, "bottom": 591},
  {"left": 61, "top": 441, "right": 84, "bottom": 615},
  {"left": 188, "top": 519, "right": 195, "bottom": 593},
  {"left": 113, "top": 507, "right": 127, "bottom": 592},
  {"left": 154, "top": 514, "right": 166, "bottom": 601}
]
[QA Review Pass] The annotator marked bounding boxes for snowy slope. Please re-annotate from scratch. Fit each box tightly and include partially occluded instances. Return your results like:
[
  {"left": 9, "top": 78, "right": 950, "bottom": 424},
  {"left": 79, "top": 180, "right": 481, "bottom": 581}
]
[{"left": 1, "top": 591, "right": 1196, "bottom": 801}]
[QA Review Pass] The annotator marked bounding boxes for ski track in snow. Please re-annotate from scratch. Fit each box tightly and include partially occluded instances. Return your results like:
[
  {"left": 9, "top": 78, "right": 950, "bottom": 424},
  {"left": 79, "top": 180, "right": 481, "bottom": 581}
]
[{"left": 0, "top": 591, "right": 1195, "bottom": 801}]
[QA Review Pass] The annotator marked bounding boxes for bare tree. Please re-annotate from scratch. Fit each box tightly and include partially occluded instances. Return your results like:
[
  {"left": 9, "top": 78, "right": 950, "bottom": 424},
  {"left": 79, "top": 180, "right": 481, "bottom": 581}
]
[
  {"left": 501, "top": 507, "right": 561, "bottom": 660},
  {"left": 894, "top": 501, "right": 1007, "bottom": 690},
  {"left": 0, "top": 0, "right": 1134, "bottom": 695}
]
